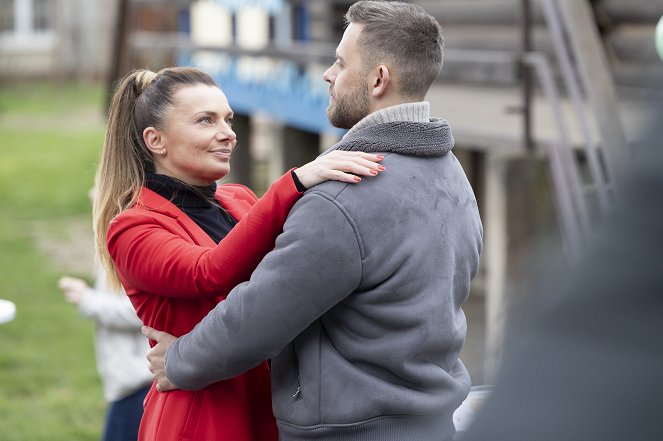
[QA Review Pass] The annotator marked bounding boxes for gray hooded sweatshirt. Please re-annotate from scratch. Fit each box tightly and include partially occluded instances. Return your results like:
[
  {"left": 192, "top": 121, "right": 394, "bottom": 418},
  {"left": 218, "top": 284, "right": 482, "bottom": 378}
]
[{"left": 166, "top": 102, "right": 483, "bottom": 441}]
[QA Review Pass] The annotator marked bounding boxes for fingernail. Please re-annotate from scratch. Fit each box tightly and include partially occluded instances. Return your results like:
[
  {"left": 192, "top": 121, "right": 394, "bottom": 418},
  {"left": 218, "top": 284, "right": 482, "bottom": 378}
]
[
  {"left": 370, "top": 170, "right": 378, "bottom": 175},
  {"left": 377, "top": 165, "right": 385, "bottom": 171},
  {"left": 354, "top": 176, "right": 362, "bottom": 182},
  {"left": 376, "top": 155, "right": 385, "bottom": 160}
]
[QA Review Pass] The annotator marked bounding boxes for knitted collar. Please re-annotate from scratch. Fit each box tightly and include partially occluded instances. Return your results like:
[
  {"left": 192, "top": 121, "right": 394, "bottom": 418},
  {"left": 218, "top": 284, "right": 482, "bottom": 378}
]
[
  {"left": 327, "top": 118, "right": 454, "bottom": 158},
  {"left": 344, "top": 101, "right": 431, "bottom": 138}
]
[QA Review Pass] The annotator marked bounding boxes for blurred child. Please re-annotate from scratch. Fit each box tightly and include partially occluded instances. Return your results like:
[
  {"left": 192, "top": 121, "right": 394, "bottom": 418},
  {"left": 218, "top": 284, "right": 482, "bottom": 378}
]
[{"left": 58, "top": 265, "right": 151, "bottom": 441}]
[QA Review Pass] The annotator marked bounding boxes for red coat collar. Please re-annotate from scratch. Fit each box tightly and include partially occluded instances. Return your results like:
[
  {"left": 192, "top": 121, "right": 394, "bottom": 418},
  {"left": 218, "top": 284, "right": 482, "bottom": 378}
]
[{"left": 135, "top": 186, "right": 235, "bottom": 247}]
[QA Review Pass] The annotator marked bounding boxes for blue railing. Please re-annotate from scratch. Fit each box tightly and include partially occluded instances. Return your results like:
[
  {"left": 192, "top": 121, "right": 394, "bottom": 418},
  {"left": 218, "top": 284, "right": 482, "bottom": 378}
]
[{"left": 210, "top": 0, "right": 285, "bottom": 15}]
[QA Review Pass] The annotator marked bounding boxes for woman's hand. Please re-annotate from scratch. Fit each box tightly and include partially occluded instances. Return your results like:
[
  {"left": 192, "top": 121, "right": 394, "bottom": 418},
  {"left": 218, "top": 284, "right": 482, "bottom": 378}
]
[{"left": 293, "top": 151, "right": 385, "bottom": 189}]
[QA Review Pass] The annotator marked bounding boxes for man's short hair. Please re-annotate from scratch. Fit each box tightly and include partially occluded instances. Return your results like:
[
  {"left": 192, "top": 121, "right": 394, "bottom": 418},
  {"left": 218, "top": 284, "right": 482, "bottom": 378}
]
[{"left": 346, "top": 0, "right": 445, "bottom": 99}]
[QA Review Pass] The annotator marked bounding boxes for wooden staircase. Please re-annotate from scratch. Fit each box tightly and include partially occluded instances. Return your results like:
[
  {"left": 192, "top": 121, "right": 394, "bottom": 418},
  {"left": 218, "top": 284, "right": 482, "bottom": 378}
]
[
  {"left": 415, "top": 0, "right": 663, "bottom": 91},
  {"left": 418, "top": 0, "right": 548, "bottom": 85}
]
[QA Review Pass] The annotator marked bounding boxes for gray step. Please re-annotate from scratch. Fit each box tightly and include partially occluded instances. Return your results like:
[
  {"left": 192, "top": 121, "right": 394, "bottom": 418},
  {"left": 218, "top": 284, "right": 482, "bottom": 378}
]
[
  {"left": 613, "top": 62, "right": 663, "bottom": 90},
  {"left": 441, "top": 49, "right": 520, "bottom": 85},
  {"left": 607, "top": 24, "right": 661, "bottom": 64},
  {"left": 416, "top": 0, "right": 543, "bottom": 25},
  {"left": 443, "top": 25, "right": 553, "bottom": 54},
  {"left": 601, "top": 0, "right": 663, "bottom": 24}
]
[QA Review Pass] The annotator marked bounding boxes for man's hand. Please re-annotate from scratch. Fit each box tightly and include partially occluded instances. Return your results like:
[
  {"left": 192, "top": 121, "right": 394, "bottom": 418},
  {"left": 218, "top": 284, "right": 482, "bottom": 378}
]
[{"left": 142, "top": 326, "right": 179, "bottom": 392}]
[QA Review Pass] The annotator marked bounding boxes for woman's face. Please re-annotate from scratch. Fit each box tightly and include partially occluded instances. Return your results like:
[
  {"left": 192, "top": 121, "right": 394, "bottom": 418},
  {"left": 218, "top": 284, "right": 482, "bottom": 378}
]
[{"left": 148, "top": 84, "right": 236, "bottom": 185}]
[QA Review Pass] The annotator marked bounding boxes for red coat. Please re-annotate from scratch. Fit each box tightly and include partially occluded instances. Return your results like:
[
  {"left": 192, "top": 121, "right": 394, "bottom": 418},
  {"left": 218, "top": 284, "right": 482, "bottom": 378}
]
[{"left": 107, "top": 172, "right": 301, "bottom": 441}]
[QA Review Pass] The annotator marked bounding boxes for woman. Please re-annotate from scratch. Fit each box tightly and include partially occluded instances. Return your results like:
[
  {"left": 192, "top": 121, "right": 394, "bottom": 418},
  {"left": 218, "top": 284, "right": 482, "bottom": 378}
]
[{"left": 93, "top": 67, "right": 383, "bottom": 441}]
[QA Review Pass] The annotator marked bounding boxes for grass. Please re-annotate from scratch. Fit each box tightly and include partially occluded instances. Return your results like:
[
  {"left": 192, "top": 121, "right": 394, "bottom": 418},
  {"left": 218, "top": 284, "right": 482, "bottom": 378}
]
[{"left": 0, "top": 81, "right": 108, "bottom": 440}]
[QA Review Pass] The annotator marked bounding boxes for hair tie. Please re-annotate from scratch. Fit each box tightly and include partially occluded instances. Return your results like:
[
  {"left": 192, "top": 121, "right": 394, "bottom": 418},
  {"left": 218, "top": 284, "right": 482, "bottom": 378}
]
[{"left": 134, "top": 70, "right": 157, "bottom": 95}]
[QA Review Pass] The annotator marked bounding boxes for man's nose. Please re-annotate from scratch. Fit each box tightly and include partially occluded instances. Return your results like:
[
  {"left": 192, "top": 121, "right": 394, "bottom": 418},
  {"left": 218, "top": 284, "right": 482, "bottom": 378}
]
[{"left": 323, "top": 66, "right": 334, "bottom": 84}]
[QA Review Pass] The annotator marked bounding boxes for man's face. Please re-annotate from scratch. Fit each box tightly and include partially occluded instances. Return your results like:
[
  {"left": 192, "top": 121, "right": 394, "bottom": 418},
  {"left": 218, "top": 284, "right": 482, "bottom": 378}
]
[{"left": 323, "top": 23, "right": 371, "bottom": 129}]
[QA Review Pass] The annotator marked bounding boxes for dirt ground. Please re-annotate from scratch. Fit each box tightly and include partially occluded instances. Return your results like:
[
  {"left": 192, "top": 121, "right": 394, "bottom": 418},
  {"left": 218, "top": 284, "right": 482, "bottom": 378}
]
[{"left": 29, "top": 216, "right": 97, "bottom": 279}]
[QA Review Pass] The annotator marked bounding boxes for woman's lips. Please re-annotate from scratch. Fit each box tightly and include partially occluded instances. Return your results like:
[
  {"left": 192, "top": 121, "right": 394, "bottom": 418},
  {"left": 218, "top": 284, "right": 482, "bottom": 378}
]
[{"left": 211, "top": 148, "right": 232, "bottom": 159}]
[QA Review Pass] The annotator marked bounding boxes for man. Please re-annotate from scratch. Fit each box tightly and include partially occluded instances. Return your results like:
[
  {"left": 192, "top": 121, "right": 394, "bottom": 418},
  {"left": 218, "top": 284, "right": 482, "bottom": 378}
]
[{"left": 144, "top": 1, "right": 482, "bottom": 440}]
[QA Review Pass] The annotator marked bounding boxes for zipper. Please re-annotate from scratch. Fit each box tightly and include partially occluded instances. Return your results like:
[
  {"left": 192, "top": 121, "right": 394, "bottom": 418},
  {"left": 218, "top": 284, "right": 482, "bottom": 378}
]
[{"left": 292, "top": 345, "right": 302, "bottom": 399}]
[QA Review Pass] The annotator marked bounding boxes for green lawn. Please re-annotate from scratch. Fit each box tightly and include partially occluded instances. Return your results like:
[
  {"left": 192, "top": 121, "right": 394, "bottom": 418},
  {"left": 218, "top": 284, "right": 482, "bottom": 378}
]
[{"left": 0, "top": 82, "right": 109, "bottom": 440}]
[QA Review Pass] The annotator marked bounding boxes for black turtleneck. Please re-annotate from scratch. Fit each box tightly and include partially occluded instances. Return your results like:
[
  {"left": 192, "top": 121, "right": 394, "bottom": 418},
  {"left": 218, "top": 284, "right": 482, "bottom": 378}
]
[{"left": 145, "top": 173, "right": 237, "bottom": 244}]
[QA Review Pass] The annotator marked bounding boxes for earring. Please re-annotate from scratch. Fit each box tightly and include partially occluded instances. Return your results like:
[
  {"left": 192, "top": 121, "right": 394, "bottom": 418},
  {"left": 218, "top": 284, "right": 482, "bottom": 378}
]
[{"left": 159, "top": 150, "right": 166, "bottom": 155}]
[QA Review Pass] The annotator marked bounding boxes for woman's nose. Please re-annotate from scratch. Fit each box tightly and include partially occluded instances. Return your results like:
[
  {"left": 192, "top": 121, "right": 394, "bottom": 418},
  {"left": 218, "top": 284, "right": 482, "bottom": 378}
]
[{"left": 217, "top": 125, "right": 236, "bottom": 142}]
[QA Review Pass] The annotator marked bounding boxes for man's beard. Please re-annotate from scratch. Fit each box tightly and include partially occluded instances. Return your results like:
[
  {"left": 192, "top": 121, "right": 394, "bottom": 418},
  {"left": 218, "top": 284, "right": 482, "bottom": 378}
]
[{"left": 326, "top": 83, "right": 370, "bottom": 130}]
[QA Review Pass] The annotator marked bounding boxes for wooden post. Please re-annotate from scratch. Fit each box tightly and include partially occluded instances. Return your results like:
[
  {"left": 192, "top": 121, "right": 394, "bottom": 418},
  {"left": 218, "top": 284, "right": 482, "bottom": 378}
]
[
  {"left": 249, "top": 115, "right": 284, "bottom": 195},
  {"left": 106, "top": 0, "right": 131, "bottom": 111},
  {"left": 483, "top": 154, "right": 508, "bottom": 382},
  {"left": 556, "top": 0, "right": 630, "bottom": 186},
  {"left": 283, "top": 127, "right": 320, "bottom": 171},
  {"left": 227, "top": 114, "right": 252, "bottom": 187},
  {"left": 520, "top": 0, "right": 534, "bottom": 152}
]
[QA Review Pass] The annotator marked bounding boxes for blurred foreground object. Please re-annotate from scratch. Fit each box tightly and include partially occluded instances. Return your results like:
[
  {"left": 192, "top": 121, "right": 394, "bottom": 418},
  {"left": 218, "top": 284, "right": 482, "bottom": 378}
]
[
  {"left": 453, "top": 386, "right": 493, "bottom": 433},
  {"left": 0, "top": 299, "right": 16, "bottom": 324},
  {"left": 458, "top": 100, "right": 663, "bottom": 440}
]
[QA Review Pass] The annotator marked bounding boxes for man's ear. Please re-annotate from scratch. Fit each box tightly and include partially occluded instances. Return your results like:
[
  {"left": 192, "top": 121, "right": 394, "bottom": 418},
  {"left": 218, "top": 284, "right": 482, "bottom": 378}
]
[
  {"left": 371, "top": 64, "right": 391, "bottom": 98},
  {"left": 143, "top": 127, "right": 165, "bottom": 156}
]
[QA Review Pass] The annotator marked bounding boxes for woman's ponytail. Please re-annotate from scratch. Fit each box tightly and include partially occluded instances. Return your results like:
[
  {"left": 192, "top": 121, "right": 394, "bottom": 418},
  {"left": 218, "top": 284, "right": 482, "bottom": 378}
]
[{"left": 93, "top": 70, "right": 155, "bottom": 291}]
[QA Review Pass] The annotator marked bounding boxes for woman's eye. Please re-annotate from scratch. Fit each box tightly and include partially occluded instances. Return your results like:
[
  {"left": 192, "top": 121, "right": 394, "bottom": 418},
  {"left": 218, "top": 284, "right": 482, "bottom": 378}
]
[
  {"left": 199, "top": 117, "right": 213, "bottom": 124},
  {"left": 225, "top": 118, "right": 233, "bottom": 127}
]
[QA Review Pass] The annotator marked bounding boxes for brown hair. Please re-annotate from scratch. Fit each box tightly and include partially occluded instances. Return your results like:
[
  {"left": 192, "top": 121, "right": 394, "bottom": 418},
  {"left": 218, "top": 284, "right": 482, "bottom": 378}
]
[
  {"left": 346, "top": 0, "right": 444, "bottom": 99},
  {"left": 93, "top": 67, "right": 217, "bottom": 290}
]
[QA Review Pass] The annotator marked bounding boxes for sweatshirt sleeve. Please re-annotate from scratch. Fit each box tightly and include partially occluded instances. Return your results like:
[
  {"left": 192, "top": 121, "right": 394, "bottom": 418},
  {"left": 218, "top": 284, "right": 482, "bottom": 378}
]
[
  {"left": 76, "top": 267, "right": 144, "bottom": 329},
  {"left": 77, "top": 289, "right": 144, "bottom": 330},
  {"left": 107, "top": 171, "right": 301, "bottom": 298},
  {"left": 165, "top": 190, "right": 363, "bottom": 390}
]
